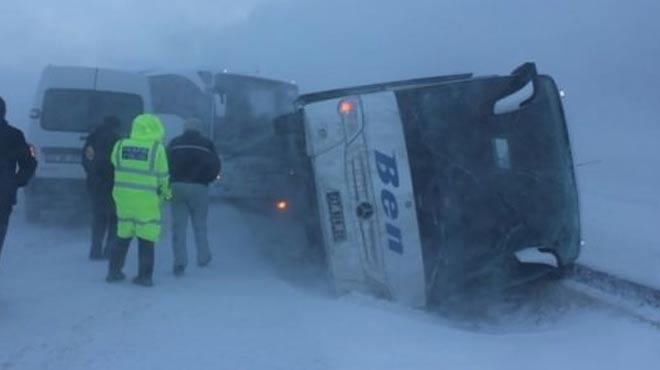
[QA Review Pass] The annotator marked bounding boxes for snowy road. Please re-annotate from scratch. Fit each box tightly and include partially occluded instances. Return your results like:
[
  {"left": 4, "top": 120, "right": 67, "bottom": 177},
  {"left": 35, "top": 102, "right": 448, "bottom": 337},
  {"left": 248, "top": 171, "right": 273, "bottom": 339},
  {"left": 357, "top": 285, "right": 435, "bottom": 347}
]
[
  {"left": 1, "top": 203, "right": 660, "bottom": 370},
  {"left": 571, "top": 126, "right": 660, "bottom": 290}
]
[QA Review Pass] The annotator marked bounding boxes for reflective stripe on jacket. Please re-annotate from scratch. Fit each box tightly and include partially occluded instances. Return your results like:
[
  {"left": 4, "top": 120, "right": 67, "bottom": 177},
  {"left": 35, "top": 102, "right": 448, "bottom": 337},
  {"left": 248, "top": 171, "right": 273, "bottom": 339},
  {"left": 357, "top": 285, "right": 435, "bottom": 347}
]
[{"left": 111, "top": 114, "right": 171, "bottom": 242}]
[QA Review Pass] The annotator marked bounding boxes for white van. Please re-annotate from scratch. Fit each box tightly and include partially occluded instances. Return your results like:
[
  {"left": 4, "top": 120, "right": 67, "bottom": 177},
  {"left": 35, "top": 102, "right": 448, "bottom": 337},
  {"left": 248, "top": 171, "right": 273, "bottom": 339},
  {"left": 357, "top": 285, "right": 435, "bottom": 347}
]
[{"left": 25, "top": 66, "right": 153, "bottom": 221}]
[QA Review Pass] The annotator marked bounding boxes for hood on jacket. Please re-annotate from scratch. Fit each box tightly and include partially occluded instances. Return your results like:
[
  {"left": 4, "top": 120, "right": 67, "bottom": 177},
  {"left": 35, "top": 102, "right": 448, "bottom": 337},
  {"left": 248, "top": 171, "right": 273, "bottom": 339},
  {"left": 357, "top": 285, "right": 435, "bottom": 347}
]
[{"left": 130, "top": 114, "right": 165, "bottom": 142}]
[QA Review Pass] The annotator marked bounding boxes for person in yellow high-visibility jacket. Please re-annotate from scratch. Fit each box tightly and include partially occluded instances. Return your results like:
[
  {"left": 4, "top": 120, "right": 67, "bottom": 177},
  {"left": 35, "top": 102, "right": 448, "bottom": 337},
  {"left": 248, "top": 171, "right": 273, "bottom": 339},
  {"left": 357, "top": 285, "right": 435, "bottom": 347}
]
[{"left": 106, "top": 114, "right": 171, "bottom": 287}]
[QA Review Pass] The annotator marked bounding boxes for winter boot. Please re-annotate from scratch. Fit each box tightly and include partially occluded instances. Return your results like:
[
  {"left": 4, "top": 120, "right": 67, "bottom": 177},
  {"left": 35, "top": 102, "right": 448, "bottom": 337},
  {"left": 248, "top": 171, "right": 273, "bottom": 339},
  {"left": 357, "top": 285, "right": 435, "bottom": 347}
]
[
  {"left": 198, "top": 256, "right": 212, "bottom": 268},
  {"left": 106, "top": 271, "right": 126, "bottom": 283},
  {"left": 173, "top": 265, "right": 185, "bottom": 277},
  {"left": 132, "top": 275, "right": 154, "bottom": 287}
]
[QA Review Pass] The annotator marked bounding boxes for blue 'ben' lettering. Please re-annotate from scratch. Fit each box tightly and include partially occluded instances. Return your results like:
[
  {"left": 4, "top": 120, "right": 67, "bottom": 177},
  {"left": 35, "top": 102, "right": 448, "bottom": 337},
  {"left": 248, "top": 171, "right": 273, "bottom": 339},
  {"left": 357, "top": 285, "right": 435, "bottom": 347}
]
[
  {"left": 381, "top": 189, "right": 398, "bottom": 219},
  {"left": 385, "top": 223, "right": 403, "bottom": 254},
  {"left": 374, "top": 150, "right": 400, "bottom": 187},
  {"left": 375, "top": 150, "right": 404, "bottom": 255}
]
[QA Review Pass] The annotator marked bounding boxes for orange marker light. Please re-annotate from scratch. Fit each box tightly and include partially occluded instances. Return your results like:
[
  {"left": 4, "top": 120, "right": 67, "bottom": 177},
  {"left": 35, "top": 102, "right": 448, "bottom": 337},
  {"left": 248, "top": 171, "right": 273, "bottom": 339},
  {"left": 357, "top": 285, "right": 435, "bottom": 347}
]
[
  {"left": 339, "top": 100, "right": 354, "bottom": 115},
  {"left": 276, "top": 200, "right": 289, "bottom": 212}
]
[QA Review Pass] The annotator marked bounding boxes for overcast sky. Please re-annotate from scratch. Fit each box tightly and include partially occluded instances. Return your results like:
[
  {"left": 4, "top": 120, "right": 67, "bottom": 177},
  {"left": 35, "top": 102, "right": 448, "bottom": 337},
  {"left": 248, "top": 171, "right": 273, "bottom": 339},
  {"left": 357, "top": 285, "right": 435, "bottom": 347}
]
[
  {"left": 0, "top": 0, "right": 269, "bottom": 68},
  {"left": 0, "top": 0, "right": 658, "bottom": 147}
]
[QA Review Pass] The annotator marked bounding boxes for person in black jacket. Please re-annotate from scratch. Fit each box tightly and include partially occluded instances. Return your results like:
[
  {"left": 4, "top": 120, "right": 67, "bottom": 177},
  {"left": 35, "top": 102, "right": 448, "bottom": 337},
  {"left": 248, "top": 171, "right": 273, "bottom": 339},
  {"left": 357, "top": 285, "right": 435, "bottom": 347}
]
[
  {"left": 82, "top": 116, "right": 121, "bottom": 260},
  {"left": 0, "top": 96, "right": 37, "bottom": 263},
  {"left": 167, "top": 118, "right": 221, "bottom": 275}
]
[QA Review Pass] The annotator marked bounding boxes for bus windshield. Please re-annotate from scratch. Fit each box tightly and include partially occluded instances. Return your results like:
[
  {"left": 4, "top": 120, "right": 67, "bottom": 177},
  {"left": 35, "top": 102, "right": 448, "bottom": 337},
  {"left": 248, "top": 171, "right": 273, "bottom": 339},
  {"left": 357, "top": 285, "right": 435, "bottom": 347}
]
[
  {"left": 396, "top": 75, "right": 580, "bottom": 291},
  {"left": 148, "top": 73, "right": 298, "bottom": 157},
  {"left": 213, "top": 74, "right": 298, "bottom": 157},
  {"left": 149, "top": 74, "right": 213, "bottom": 137}
]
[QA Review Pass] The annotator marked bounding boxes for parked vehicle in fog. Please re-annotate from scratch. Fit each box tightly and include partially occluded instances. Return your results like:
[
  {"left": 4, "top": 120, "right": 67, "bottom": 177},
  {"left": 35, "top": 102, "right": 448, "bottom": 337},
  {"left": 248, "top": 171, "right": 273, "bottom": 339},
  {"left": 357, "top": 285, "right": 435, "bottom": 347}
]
[
  {"left": 25, "top": 66, "right": 152, "bottom": 221},
  {"left": 148, "top": 70, "right": 299, "bottom": 208}
]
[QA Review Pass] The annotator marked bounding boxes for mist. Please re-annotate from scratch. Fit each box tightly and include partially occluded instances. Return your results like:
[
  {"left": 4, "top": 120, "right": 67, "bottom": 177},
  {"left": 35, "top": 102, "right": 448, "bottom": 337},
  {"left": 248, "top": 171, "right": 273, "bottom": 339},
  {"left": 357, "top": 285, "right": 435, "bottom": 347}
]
[
  {"left": 2, "top": 1, "right": 659, "bottom": 119},
  {"left": 2, "top": 0, "right": 658, "bottom": 167},
  {"left": 1, "top": 2, "right": 659, "bottom": 369}
]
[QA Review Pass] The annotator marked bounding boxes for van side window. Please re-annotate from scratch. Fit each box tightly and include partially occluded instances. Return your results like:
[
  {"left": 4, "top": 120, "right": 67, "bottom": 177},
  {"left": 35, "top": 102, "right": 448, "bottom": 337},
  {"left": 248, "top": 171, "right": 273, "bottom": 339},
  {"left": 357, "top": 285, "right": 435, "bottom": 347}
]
[{"left": 41, "top": 89, "right": 143, "bottom": 133}]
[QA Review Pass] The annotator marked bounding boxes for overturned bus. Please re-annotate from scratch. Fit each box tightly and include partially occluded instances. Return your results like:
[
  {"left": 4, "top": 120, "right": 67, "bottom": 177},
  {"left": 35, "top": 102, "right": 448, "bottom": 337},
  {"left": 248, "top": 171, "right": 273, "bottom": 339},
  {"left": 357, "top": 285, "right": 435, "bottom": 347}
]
[{"left": 276, "top": 63, "right": 581, "bottom": 307}]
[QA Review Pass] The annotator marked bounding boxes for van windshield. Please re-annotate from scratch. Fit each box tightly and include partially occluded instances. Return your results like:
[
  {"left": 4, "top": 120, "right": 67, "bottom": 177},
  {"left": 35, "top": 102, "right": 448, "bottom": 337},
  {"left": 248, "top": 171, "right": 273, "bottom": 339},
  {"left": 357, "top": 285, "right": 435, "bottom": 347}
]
[{"left": 41, "top": 89, "right": 144, "bottom": 134}]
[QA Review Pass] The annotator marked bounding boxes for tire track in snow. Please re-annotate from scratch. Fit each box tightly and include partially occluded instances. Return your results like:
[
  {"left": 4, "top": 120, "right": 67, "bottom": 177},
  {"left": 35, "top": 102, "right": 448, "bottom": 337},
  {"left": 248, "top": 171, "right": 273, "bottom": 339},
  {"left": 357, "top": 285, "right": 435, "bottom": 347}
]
[{"left": 564, "top": 264, "right": 660, "bottom": 329}]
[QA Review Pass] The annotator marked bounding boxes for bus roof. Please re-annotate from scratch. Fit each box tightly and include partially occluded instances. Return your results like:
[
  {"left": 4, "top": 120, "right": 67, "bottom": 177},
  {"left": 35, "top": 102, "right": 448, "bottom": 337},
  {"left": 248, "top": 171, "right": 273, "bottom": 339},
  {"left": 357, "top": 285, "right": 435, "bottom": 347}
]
[
  {"left": 214, "top": 72, "right": 298, "bottom": 90},
  {"left": 298, "top": 73, "right": 473, "bottom": 105},
  {"left": 145, "top": 70, "right": 298, "bottom": 91},
  {"left": 297, "top": 62, "right": 540, "bottom": 105}
]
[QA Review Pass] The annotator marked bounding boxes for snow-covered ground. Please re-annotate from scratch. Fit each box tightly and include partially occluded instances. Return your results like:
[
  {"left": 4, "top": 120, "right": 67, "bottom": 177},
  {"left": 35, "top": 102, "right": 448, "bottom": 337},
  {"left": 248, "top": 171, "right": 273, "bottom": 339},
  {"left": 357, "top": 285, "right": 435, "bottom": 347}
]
[
  {"left": 1, "top": 203, "right": 659, "bottom": 370},
  {"left": 572, "top": 122, "right": 660, "bottom": 289}
]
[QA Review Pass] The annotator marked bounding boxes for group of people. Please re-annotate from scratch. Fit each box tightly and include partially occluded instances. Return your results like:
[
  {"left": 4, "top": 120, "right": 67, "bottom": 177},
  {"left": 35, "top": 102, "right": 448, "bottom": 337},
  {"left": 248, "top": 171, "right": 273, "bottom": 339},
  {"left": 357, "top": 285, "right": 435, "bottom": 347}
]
[
  {"left": 84, "top": 114, "right": 221, "bottom": 286},
  {"left": 0, "top": 95, "right": 221, "bottom": 287}
]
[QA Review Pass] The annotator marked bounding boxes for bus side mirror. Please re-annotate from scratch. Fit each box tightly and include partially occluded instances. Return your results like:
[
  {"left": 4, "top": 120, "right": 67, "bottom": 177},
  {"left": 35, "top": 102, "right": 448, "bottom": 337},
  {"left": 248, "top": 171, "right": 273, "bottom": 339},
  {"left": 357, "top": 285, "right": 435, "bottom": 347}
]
[{"left": 274, "top": 111, "right": 304, "bottom": 135}]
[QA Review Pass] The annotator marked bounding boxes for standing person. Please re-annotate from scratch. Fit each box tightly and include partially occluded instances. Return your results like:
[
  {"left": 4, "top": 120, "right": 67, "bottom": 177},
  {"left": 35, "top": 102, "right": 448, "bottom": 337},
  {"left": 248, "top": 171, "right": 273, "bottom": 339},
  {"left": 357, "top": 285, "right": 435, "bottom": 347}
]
[
  {"left": 82, "top": 116, "right": 121, "bottom": 260},
  {"left": 0, "top": 96, "right": 37, "bottom": 263},
  {"left": 168, "top": 118, "right": 221, "bottom": 276},
  {"left": 106, "top": 114, "right": 171, "bottom": 287}
]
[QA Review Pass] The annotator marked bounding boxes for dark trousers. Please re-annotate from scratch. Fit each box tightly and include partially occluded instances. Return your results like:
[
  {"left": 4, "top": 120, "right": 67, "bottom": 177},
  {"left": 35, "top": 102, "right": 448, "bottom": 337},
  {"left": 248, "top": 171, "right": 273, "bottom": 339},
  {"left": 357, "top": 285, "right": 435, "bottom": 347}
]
[
  {"left": 89, "top": 190, "right": 117, "bottom": 259},
  {"left": 108, "top": 237, "right": 155, "bottom": 278},
  {"left": 0, "top": 205, "right": 11, "bottom": 262}
]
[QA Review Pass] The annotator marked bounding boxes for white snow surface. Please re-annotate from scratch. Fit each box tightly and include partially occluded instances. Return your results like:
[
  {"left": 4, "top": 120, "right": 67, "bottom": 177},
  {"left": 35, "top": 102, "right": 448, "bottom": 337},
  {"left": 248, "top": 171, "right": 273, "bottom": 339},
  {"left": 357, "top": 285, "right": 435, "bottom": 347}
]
[
  {"left": 572, "top": 121, "right": 660, "bottom": 289},
  {"left": 1, "top": 203, "right": 660, "bottom": 370}
]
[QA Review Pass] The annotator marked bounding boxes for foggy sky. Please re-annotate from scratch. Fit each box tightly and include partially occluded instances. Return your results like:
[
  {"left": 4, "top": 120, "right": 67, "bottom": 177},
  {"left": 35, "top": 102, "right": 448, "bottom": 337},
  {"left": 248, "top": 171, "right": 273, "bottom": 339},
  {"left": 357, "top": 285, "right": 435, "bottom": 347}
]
[{"left": 1, "top": 0, "right": 658, "bottom": 148}]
